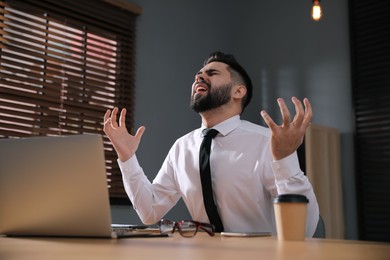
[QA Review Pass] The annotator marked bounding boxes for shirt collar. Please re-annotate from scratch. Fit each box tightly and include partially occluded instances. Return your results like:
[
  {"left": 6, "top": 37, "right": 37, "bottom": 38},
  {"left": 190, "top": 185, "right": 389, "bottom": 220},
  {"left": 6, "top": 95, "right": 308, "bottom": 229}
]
[{"left": 200, "top": 115, "right": 241, "bottom": 137}]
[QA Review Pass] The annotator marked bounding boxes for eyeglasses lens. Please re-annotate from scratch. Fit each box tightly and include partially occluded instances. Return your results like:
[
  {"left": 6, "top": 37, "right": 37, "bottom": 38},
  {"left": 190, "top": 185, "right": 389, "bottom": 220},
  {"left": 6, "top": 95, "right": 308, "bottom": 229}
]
[
  {"left": 159, "top": 220, "right": 175, "bottom": 234},
  {"left": 178, "top": 221, "right": 197, "bottom": 237}
]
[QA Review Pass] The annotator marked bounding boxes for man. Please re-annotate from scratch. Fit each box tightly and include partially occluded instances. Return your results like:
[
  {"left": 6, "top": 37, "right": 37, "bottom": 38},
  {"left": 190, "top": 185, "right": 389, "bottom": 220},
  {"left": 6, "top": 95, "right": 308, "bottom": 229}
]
[{"left": 103, "top": 51, "right": 319, "bottom": 236}]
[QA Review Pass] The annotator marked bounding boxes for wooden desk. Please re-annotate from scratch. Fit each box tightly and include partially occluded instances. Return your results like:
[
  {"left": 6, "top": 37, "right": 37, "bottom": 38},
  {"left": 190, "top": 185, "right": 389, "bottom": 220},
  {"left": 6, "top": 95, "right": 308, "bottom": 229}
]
[{"left": 0, "top": 234, "right": 389, "bottom": 260}]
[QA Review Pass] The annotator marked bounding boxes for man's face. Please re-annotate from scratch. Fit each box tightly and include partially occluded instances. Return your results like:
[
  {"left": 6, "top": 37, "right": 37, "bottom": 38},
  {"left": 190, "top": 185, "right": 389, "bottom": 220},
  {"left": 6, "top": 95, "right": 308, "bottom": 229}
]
[{"left": 190, "top": 62, "right": 233, "bottom": 113}]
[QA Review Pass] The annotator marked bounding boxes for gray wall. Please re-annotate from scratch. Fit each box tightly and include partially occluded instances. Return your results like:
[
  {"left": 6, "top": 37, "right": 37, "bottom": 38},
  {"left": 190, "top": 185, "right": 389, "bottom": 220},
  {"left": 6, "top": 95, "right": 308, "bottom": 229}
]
[{"left": 111, "top": 0, "right": 357, "bottom": 239}]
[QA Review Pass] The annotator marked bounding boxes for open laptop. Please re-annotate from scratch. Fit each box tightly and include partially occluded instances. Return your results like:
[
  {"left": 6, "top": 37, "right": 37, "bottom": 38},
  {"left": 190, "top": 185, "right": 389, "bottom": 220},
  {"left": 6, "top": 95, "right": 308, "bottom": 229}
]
[{"left": 0, "top": 134, "right": 162, "bottom": 239}]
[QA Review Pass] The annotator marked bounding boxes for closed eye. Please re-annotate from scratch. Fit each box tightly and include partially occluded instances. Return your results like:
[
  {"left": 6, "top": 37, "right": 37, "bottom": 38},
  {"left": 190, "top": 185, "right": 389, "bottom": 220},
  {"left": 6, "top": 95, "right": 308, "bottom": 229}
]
[
  {"left": 195, "top": 68, "right": 220, "bottom": 80},
  {"left": 205, "top": 69, "right": 219, "bottom": 76}
]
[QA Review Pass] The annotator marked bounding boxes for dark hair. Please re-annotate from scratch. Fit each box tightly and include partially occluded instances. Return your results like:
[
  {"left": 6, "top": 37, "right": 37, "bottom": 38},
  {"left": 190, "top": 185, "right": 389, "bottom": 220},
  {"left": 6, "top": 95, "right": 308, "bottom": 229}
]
[{"left": 203, "top": 51, "right": 253, "bottom": 111}]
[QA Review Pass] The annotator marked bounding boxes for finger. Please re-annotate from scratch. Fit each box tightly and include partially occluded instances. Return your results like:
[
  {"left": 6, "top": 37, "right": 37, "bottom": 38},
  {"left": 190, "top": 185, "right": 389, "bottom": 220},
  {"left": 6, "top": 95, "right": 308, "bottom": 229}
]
[
  {"left": 119, "top": 108, "right": 127, "bottom": 127},
  {"left": 135, "top": 126, "right": 146, "bottom": 140},
  {"left": 103, "top": 109, "right": 111, "bottom": 125},
  {"left": 291, "top": 96, "right": 304, "bottom": 126},
  {"left": 110, "top": 107, "right": 119, "bottom": 128},
  {"left": 261, "top": 110, "right": 277, "bottom": 130},
  {"left": 277, "top": 98, "right": 291, "bottom": 126},
  {"left": 103, "top": 109, "right": 113, "bottom": 134},
  {"left": 302, "top": 98, "right": 313, "bottom": 128}
]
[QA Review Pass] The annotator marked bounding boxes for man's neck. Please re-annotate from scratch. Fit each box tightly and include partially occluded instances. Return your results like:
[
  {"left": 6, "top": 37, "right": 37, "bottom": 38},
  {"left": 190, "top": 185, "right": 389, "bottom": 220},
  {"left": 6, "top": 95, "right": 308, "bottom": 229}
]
[{"left": 200, "top": 106, "right": 241, "bottom": 128}]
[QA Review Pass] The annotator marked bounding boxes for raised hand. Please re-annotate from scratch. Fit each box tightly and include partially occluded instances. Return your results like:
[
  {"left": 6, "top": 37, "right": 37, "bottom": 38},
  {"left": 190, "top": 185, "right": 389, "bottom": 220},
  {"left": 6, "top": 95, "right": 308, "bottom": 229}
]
[
  {"left": 260, "top": 97, "right": 312, "bottom": 161},
  {"left": 103, "top": 107, "right": 145, "bottom": 162}
]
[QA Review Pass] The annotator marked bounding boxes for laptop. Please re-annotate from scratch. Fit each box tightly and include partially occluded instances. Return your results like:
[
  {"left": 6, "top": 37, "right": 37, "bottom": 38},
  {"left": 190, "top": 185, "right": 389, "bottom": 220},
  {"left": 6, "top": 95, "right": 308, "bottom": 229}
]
[{"left": 0, "top": 134, "right": 163, "bottom": 239}]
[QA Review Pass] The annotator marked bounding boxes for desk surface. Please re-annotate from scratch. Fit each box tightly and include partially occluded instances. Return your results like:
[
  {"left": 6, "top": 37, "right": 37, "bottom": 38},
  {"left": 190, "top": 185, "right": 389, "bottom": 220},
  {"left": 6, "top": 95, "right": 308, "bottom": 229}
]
[{"left": 0, "top": 234, "right": 389, "bottom": 260}]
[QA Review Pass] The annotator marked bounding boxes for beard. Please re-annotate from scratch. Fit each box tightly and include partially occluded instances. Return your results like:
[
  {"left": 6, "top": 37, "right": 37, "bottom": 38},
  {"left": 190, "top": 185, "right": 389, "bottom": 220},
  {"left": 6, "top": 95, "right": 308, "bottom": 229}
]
[{"left": 190, "top": 82, "right": 233, "bottom": 113}]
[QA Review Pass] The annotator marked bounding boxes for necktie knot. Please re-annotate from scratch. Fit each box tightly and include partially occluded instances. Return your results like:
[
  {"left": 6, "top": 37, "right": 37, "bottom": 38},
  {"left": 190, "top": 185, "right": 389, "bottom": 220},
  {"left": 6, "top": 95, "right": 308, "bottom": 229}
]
[{"left": 202, "top": 128, "right": 219, "bottom": 139}]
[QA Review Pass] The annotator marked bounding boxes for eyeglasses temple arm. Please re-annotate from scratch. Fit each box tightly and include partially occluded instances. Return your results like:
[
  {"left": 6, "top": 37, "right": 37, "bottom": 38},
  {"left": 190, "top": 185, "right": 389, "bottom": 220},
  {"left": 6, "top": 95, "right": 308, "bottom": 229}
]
[{"left": 199, "top": 224, "right": 215, "bottom": 236}]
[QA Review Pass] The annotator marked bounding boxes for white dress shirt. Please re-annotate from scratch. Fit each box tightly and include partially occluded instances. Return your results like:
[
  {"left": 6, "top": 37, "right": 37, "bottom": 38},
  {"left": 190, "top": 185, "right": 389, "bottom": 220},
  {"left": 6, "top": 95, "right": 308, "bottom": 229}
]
[{"left": 118, "top": 115, "right": 319, "bottom": 236}]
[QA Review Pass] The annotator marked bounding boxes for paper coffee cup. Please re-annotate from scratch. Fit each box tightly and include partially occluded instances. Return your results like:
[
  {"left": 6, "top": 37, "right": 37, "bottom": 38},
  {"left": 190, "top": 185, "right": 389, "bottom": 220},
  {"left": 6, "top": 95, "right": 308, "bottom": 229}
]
[{"left": 273, "top": 194, "right": 309, "bottom": 241}]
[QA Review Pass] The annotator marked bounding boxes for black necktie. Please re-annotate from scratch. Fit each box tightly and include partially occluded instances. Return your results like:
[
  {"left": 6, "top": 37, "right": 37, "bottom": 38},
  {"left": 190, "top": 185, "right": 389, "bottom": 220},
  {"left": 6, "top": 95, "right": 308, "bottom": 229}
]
[{"left": 199, "top": 128, "right": 224, "bottom": 232}]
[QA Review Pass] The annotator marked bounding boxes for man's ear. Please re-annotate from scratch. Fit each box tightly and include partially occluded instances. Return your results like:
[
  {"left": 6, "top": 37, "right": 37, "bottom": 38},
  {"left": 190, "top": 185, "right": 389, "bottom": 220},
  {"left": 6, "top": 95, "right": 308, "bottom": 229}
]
[{"left": 232, "top": 85, "right": 247, "bottom": 99}]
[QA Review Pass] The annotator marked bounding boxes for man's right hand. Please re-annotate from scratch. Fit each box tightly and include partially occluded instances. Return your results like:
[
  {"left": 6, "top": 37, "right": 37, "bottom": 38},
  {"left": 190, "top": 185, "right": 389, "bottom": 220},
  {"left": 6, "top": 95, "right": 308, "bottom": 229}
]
[{"left": 103, "top": 107, "right": 145, "bottom": 162}]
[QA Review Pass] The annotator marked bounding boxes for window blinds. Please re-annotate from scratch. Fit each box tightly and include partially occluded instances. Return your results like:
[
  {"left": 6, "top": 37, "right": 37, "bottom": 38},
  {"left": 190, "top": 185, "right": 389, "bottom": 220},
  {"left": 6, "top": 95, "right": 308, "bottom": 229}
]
[
  {"left": 0, "top": 0, "right": 139, "bottom": 203},
  {"left": 350, "top": 0, "right": 390, "bottom": 242}
]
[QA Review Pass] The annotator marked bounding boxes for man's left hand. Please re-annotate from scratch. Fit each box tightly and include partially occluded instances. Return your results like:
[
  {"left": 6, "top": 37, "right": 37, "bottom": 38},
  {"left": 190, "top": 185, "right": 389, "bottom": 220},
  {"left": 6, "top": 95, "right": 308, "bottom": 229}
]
[{"left": 260, "top": 97, "right": 312, "bottom": 161}]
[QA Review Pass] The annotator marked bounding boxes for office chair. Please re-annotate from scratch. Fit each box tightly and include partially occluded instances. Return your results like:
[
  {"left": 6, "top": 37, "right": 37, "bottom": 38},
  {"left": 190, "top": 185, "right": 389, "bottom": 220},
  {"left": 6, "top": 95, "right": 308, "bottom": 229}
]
[{"left": 313, "top": 215, "right": 326, "bottom": 238}]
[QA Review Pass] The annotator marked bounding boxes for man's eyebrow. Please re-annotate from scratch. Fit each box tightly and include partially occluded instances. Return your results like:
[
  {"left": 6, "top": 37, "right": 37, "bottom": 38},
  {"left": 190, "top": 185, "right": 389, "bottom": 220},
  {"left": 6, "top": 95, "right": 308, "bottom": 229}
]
[{"left": 197, "top": 68, "right": 220, "bottom": 75}]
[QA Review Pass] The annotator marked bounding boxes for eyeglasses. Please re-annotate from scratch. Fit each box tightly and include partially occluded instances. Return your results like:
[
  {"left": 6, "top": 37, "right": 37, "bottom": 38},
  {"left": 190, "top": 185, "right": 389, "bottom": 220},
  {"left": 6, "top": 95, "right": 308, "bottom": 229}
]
[{"left": 158, "top": 219, "right": 215, "bottom": 238}]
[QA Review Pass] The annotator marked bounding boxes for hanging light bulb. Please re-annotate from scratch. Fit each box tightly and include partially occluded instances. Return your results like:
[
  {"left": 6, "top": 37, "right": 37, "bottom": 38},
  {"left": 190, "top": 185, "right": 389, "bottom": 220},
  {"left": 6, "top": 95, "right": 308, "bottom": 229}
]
[{"left": 311, "top": 0, "right": 323, "bottom": 21}]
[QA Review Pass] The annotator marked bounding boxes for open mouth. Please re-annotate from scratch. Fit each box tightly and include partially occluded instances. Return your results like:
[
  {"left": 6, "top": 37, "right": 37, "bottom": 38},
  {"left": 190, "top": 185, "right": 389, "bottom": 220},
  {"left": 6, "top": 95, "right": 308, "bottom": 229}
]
[{"left": 194, "top": 81, "right": 210, "bottom": 94}]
